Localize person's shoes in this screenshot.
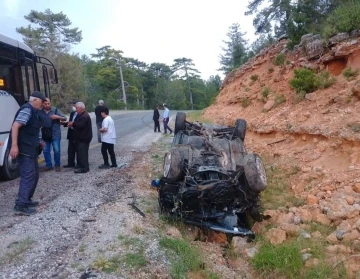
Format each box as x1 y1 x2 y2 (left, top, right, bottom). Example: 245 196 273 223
75 165 81 169
55 166 61 172
14 205 36 215
28 200 39 207
40 167 53 172
99 164 110 169
63 165 75 168
74 169 88 174
110 165 117 168
163 132 167 134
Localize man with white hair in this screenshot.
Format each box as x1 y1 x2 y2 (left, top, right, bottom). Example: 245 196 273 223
9 91 47 215
67 102 93 173
95 100 105 143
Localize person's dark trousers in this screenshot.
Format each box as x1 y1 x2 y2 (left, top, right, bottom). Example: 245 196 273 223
67 140 78 166
96 122 102 143
154 120 160 132
101 142 116 166
163 118 173 134
15 155 39 206
77 142 90 172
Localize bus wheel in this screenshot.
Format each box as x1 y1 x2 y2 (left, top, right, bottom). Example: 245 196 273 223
1 148 19 180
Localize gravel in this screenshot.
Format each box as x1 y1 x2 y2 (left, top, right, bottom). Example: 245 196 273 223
0 124 164 279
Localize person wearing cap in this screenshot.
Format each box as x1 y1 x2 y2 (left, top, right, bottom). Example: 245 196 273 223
62 101 79 168
153 105 161 133
9 91 47 215
95 100 106 143
162 103 173 134
38 98 67 172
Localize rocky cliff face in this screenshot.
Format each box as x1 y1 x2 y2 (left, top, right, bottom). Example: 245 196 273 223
203 31 360 277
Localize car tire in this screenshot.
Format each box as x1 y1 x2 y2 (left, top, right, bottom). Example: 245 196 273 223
1 148 20 180
243 154 267 193
163 148 183 182
175 112 186 134
234 119 246 142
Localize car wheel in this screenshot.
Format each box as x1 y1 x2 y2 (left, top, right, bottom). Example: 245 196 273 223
175 112 186 134
234 119 246 142
163 148 183 182
243 154 267 193
1 148 20 180
172 132 182 147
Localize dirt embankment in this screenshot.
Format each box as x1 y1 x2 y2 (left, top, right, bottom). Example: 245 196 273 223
203 33 360 277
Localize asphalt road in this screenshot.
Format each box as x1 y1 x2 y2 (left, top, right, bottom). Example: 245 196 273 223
47 110 160 165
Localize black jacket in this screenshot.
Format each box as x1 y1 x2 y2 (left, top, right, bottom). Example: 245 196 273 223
9 103 40 157
95 105 106 123
72 111 93 143
153 108 160 121
65 111 78 140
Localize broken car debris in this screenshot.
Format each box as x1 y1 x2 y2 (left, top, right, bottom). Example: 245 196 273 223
158 112 268 238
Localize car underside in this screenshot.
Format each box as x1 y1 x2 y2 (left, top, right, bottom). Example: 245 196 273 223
158 112 268 239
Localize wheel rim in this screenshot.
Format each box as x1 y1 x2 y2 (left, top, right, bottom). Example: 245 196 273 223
163 152 172 177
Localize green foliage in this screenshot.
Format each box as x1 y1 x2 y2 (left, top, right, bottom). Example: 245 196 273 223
0 238 34 265
123 252 147 267
274 94 286 107
268 67 274 74
250 74 259 81
261 87 270 98
273 53 286 66
241 97 251 108
290 68 319 94
323 0 360 38
342 67 359 80
92 256 119 273
159 237 203 279
317 71 336 88
252 240 303 278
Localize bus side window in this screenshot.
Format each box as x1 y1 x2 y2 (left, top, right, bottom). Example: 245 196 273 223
21 63 35 100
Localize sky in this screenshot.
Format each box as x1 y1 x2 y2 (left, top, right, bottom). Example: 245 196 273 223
0 0 257 79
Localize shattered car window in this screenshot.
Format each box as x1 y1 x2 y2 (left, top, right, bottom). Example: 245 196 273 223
158 112 268 239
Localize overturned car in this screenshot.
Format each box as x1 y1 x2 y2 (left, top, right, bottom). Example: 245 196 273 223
158 112 268 238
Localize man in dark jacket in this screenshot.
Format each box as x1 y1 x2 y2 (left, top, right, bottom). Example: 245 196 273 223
62 101 79 168
153 105 161 132
94 100 105 143
68 102 93 173
9 91 47 215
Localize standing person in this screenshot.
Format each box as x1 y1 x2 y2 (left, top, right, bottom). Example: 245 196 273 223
38 98 67 172
9 91 47 215
162 103 173 134
62 101 79 168
68 102 92 174
95 100 105 143
153 105 161 132
98 107 117 169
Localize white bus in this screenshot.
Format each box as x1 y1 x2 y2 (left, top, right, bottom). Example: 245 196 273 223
0 33 58 180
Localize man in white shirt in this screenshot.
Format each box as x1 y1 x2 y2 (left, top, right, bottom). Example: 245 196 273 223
162 103 173 134
98 107 117 168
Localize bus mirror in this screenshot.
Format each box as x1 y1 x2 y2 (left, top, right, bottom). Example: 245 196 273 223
49 68 58 84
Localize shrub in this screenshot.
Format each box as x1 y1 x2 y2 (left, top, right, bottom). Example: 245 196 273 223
273 53 286 66
317 71 336 88
323 0 360 39
250 74 259 81
268 67 274 73
241 97 251 108
274 94 286 107
262 87 270 98
342 67 359 80
290 68 318 94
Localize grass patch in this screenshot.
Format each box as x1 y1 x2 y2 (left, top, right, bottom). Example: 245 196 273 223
123 251 147 267
92 256 121 273
132 225 145 235
317 71 336 88
342 67 359 80
159 237 204 279
0 237 34 265
273 53 286 66
241 97 251 108
261 164 304 209
252 240 302 278
268 67 274 74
